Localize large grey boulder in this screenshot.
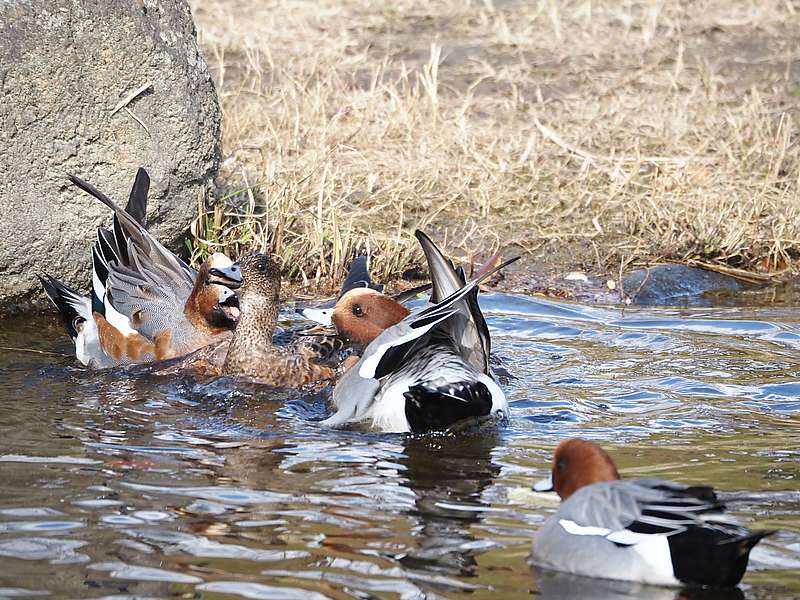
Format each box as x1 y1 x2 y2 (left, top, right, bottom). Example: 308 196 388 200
0 0 220 314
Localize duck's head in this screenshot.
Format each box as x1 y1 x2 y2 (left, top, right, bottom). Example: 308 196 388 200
236 252 281 312
189 253 242 331
533 438 620 500
331 288 410 345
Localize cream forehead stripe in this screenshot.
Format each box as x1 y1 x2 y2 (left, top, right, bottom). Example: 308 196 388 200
208 253 234 268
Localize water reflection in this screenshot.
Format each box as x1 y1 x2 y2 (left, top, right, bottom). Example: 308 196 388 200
399 432 501 579
532 569 746 600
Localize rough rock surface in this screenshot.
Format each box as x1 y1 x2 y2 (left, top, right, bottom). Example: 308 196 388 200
0 0 220 314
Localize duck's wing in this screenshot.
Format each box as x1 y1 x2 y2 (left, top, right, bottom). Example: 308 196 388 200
124 167 149 229
414 230 465 303
104 243 201 341
559 479 732 541
71 173 196 340
361 252 518 380
414 230 518 373
70 173 195 286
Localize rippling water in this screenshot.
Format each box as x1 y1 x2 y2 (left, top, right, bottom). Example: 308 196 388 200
1 293 799 599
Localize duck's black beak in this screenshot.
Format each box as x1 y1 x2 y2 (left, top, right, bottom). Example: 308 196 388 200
208 264 243 289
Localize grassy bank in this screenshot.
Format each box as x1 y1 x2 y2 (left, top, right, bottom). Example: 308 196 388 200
189 0 800 292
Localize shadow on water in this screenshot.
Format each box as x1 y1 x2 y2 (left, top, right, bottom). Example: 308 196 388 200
1 294 800 598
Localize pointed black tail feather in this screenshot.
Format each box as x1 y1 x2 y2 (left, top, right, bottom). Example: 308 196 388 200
37 273 86 340
125 167 149 227
404 380 493 433
70 171 153 269
68 173 122 212
392 282 433 304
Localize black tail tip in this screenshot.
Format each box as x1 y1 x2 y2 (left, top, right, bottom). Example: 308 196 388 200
134 166 150 183
729 529 777 551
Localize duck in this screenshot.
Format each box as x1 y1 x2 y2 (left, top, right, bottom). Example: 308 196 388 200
38 168 150 367
530 438 774 588
322 230 517 433
39 168 242 367
162 252 336 387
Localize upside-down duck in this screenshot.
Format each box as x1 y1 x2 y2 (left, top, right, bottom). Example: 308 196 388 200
322 230 517 433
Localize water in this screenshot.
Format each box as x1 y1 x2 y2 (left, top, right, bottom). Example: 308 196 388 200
1 293 799 599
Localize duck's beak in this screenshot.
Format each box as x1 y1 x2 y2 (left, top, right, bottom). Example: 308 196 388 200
208 264 243 289
297 307 333 327
217 286 241 322
532 475 554 492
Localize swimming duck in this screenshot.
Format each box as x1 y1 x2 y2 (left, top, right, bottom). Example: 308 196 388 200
530 438 773 588
166 252 336 386
322 230 516 433
40 169 242 367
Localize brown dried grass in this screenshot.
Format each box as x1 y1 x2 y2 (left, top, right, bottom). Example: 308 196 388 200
188 0 800 290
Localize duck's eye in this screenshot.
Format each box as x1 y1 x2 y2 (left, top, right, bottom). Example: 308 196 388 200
351 304 364 317
556 458 568 472
257 261 268 272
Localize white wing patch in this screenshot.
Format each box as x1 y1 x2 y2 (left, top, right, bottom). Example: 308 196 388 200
605 529 660 545
558 519 678 585
359 309 456 379
558 519 611 537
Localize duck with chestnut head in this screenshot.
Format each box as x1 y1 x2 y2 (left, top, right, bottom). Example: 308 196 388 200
321 230 517 433
172 252 335 387
530 438 774 588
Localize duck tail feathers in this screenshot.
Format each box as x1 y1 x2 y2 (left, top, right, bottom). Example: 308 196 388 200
37 273 90 340
392 282 432 304
404 380 493 433
720 529 776 549
669 525 774 587
339 255 383 297
68 173 122 213
414 230 464 302
124 167 149 227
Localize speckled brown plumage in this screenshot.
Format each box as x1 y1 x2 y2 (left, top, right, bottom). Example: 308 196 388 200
222 253 335 384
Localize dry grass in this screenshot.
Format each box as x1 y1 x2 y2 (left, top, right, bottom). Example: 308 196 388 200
188 0 800 290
